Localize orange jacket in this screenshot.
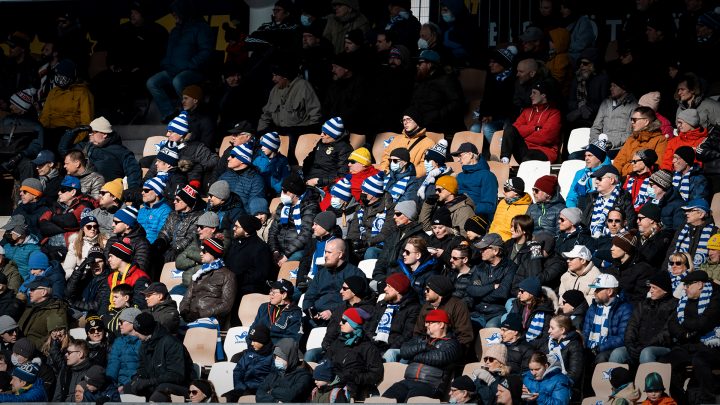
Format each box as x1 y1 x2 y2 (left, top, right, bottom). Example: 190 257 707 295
613 123 667 177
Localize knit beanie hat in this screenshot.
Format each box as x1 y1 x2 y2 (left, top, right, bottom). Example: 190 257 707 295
167 111 189 136
431 206 453 227
118 307 142 324
282 173 306 196
102 179 124 200
394 200 417 220
208 180 231 201
28 251 49 270
638 92 661 111
88 245 105 260
498 375 524 404
182 84 203 101
635 148 658 168
61 175 82 191
562 289 586 308
344 275 369 299
436 175 458 195
156 146 180 166
133 312 156 336
698 6 720 30
114 206 138 227
533 175 558 195
237 215 262 233
89 116 112 134
425 139 448 165
202 237 224 258
20 178 44 197
585 139 607 162
322 117 345 139
612 229 638 254
249 324 272 345
313 359 335 382
649 169 673 190
177 184 199 207
644 372 666 392
249 197 270 215
610 367 633 389
331 176 353 202
109 240 133 263
451 375 477 392
361 172 384 197
80 214 98 228
342 307 370 328
638 202 661 223
260 132 281 153
10 88 36 113
677 109 700 128
12 338 34 358
504 177 525 194
425 309 450 324
349 147 372 166
647 270 672 294
492 46 518 69
426 274 454 296
464 215 489 236
386 272 411 295
559 207 583 225
390 147 410 163
674 146 695 165
518 276 541 296
484 344 508 364
12 362 39 384
500 313 523 332
143 176 166 197
314 211 337 232
84 365 107 388
709 233 720 250
85 315 105 332
230 142 254 165
197 211 220 228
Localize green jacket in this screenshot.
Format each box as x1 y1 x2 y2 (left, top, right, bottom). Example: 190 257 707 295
18 298 68 348
1 260 22 292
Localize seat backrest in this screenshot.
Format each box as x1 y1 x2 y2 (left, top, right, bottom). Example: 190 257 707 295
426 132 445 143
462 362 483 376
558 160 586 200
208 361 237 396
407 396 440 403
219 136 233 156
170 394 186 403
183 328 218 367
237 395 257 403
446 161 463 176
364 396 398 403
170 294 183 307
306 327 327 351
634 362 671 401
580 396 605 405
567 127 591 154
121 394 147 402
378 362 408 395
372 132 400 164
224 326 249 360
487 161 510 197
451 131 484 156
159 262 182 292
479 328 503 354
591 362 629 398
350 133 366 149
488 130 504 162
269 197 281 215
69 327 87 340
143 136 166 157
295 134 322 165
358 259 377 279
712 193 720 226
238 293 270 326
277 260 300 285
516 160 552 196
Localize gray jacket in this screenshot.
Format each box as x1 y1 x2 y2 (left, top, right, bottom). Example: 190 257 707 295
589 94 638 149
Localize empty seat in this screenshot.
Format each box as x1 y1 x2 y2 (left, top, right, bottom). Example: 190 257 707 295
143 136 166 157
487 161 510 197
364 396 398 403
580 396 605 405
121 394 147 402
306 327 327 351
219 136 233 156
516 160 552 196
269 197 281 215
558 160 586 200
277 260 299 285
159 262 182 292
208 361 237 396
377 362 408 395
69 327 87 340
237 395 257 403
358 259 377 279
479 328 502 354
224 326 250 359
183 328 218 367
407 396 440 403
238 293 269 326
462 361 483 376
451 131 484 155
426 132 444 143
567 127 591 154
295 134 322 165
372 132 400 164
350 133 366 149
591 362 629 398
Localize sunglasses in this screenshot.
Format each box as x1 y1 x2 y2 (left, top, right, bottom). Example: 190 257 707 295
112 220 122 225
402 249 417 255
197 225 209 230
141 188 152 193
630 117 647 123
389 158 401 163
59 187 75 193
607 219 622 224
435 187 445 193
394 212 403 217
348 160 357 165
670 261 686 266
84 224 98 230
189 390 200 396
2 328 18 335
629 159 643 164
450 256 465 261
88 328 102 334
341 286 350 291
483 356 497 362
340 319 348 325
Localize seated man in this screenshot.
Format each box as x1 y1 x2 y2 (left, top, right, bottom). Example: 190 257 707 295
106 307 142 386
565 140 610 208
371 201 426 283
419 175 475 237
90 179 124 236
52 339 92 401
153 185 203 263
226 215 274 314
297 211 340 288
106 240 151 310
218 143 265 215
104 284 135 336
249 279 302 344
268 173 321 263
671 146 710 202
137 176 172 244
582 274 632 363
499 313 533 375
414 275 474 348
0 362 47 402
256 338 313 403
63 150 104 200
302 117 353 188
526 175 565 235
106 206 150 272
143 282 180 335
179 85 217 148
382 148 421 208
579 165 636 238
347 172 395 259
12 179 51 238
588 75 638 154
452 142 498 217
206 180 243 235
175 212 221 294
17 277 67 348
380 112 436 177
140 146 187 203
507 277 554 347
669 198 718 267
0 221 41 281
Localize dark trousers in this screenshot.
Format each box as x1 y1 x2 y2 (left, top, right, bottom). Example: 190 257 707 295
149 383 188 402
383 380 439 401
667 344 720 405
500 125 549 163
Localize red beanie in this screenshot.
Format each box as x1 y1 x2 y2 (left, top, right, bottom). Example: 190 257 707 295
386 273 411 295
533 175 558 195
425 309 450 324
342 307 369 326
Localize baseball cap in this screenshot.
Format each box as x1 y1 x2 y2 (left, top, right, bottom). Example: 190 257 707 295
474 233 503 249
588 274 620 289
450 142 479 156
562 245 592 261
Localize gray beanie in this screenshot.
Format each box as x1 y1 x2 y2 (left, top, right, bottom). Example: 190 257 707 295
560 207 583 225
677 109 700 128
208 180 231 201
197 211 220 228
394 200 417 220
314 211 337 232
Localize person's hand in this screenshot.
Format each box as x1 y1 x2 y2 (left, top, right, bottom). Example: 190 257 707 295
494 284 499 289
317 310 332 320
277 255 288 266
305 178 319 186
472 367 495 384
481 116 492 123
118 385 124 394
429 248 443 258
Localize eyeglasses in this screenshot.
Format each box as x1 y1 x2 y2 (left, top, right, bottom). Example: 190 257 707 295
65 350 81 356
670 261 685 266
189 390 200 396
629 159 642 164
394 212 403 217
483 356 497 362
99 191 109 196
402 249 417 255
88 328 102 334
84 224 98 230
607 219 622 224
630 117 647 123
518 289 526 294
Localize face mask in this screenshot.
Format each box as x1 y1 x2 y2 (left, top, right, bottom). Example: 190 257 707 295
280 193 293 206
505 196 520 205
300 15 312 26
10 353 21 366
53 73 72 89
449 398 459 404
360 195 371 206
417 38 429 50
390 162 401 172
424 160 434 174
442 12 455 23
330 197 344 209
340 331 354 341
274 358 286 370
398 10 410 19
646 186 656 199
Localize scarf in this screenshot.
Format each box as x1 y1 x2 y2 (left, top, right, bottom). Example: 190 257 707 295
341 317 363 346
357 207 385 241
310 237 335 279
186 317 224 361
384 172 410 203
418 166 452 199
587 304 611 349
624 174 652 210
279 193 304 234
590 187 620 237
668 269 688 292
525 311 546 342
548 337 571 376
674 222 714 266
672 170 691 201
576 76 588 106
192 259 224 281
374 303 399 344
676 281 720 346
496 69 512 82
385 10 410 30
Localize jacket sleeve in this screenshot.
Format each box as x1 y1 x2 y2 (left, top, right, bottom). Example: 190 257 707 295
65 258 90 298
133 240 151 274
282 204 319 257
233 354 250 391
189 24 213 70
106 340 122 383
598 303 632 353
419 201 435 232
589 101 608 141
121 150 143 189
150 340 186 385
269 371 313 403
198 272 236 319
132 275 150 309
179 282 193 317
412 339 461 367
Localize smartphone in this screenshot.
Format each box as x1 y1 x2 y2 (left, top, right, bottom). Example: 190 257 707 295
521 393 537 399
308 307 318 319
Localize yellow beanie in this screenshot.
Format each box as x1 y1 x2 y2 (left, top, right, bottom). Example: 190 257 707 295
349 147 372 166
102 178 124 200
708 234 720 251
436 175 458 195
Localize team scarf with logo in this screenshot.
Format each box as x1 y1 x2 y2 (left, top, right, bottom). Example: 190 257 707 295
280 193 305 234
624 174 652 210
590 186 620 237
674 222 714 266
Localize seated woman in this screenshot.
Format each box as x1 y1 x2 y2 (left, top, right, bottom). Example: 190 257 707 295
543 315 583 386
522 351 572 405
62 215 108 278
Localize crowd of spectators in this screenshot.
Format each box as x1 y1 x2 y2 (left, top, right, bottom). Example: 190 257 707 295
1 0 720 403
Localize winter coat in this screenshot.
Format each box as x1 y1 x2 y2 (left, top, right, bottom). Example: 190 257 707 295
668 283 720 345
38 83 93 129
105 226 151 272
225 234 275 297
62 232 105 278
346 198 395 246
0 259 21 292
673 165 711 202
250 302 303 344
613 123 667 177
395 256 441 303
18 261 65 299
366 293 421 350
489 194 533 240
380 129 436 177
546 28 572 94
303 137 353 187
372 221 427 281
400 333 462 390
147 298 180 335
0 288 23 320
565 159 612 208
579 188 637 234
233 345 273 393
512 251 566 296
38 196 97 242
637 228 674 268
450 268 475 309
544 330 584 385
180 266 236 322
509 295 556 348
218 167 265 215
640 395 677 405
479 67 515 120
322 296 377 351
258 77 322 131
589 94 639 149
696 127 720 176
65 264 110 315
467 258 517 320
522 362 573 405
303 261 364 312
582 294 633 353
81 383 120 403
11 201 50 239
506 338 535 375
456 158 498 217
269 188 321 257
420 195 475 237
1 235 41 280
65 131 142 189
137 199 172 244
106 265 151 310
106 334 142 385
134 324 191 389
74 169 104 200
0 378 48 402
624 293 677 361
186 105 217 148
381 164 421 212
559 262 601 306
208 193 244 233
18 298 68 348
527 192 566 235
512 103 562 162
661 127 708 170
323 10 371 54
567 72 609 125
156 209 202 261
146 141 217 187
409 69 466 136
326 336 384 400
253 152 290 195
610 257 656 303
53 359 92 401
161 7 212 76
89 205 118 237
176 236 202 285
256 339 313 403
666 217 718 267
652 189 686 231
676 96 720 130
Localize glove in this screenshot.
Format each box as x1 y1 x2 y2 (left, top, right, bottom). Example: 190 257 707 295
472 367 496 385
131 378 152 392
528 241 543 259
424 193 439 206
0 154 22 172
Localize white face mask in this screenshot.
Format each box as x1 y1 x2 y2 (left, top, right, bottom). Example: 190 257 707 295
300 15 312 26
330 197 344 209
424 160 435 174
390 162 401 172
274 358 286 370
417 38 429 50
10 353 21 366
646 185 656 199
280 193 293 206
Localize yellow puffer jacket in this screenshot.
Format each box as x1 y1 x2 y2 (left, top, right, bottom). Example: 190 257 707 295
489 193 533 240
39 83 94 129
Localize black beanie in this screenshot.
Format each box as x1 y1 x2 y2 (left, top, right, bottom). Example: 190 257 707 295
344 276 370 299
249 324 272 345
426 275 454 296
282 173 306 196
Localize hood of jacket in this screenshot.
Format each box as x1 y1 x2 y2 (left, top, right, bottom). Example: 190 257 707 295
548 28 570 53
274 337 300 371
631 121 663 142
509 193 533 206
678 126 708 142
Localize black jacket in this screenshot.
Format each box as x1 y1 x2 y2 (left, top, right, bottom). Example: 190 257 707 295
302 137 353 188
401 333 462 390
466 257 517 319
269 187 321 257
544 330 584 385
511 249 566 296
0 289 23 320
637 228 674 268
65 262 111 315
365 292 421 350
579 188 637 232
609 256 657 304
225 234 275 297
668 283 720 345
322 296 377 351
509 295 556 349
625 293 677 361
298 226 342 285
372 221 427 282
654 189 686 232
697 127 720 176
555 226 595 256
187 105 218 148
256 339 313 403
505 338 534 375
325 337 384 400
408 68 466 135
132 324 192 391
106 226 151 273
346 198 396 246
69 131 143 189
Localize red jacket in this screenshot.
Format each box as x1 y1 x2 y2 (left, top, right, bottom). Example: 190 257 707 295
319 166 379 210
107 265 151 309
661 127 708 170
513 103 562 162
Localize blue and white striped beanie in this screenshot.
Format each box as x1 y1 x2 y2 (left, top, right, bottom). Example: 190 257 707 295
331 176 353 202
167 110 189 136
114 205 139 227
144 176 167 197
260 132 281 153
230 142 254 164
322 117 345 139
361 172 385 198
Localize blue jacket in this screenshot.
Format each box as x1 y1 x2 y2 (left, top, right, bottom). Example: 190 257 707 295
522 364 572 405
18 260 65 298
219 167 266 216
655 187 685 231
106 334 142 385
208 193 244 232
162 0 213 76
582 293 633 353
253 152 290 195
565 158 612 208
0 378 48 402
302 262 364 312
82 384 121 403
673 165 711 202
12 201 50 240
233 346 274 393
137 199 172 243
1 235 41 280
396 256 440 304
456 158 498 216
250 303 303 343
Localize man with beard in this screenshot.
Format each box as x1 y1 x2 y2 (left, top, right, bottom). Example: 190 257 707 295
566 48 609 129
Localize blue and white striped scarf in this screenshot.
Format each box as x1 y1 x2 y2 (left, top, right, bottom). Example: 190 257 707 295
279 193 305 234
384 174 410 203
192 259 225 282
548 338 571 376
668 269 688 292
418 166 452 199
677 281 713 324
373 303 399 344
356 209 385 240
496 69 513 82
310 237 335 278
186 317 224 361
672 170 692 201
674 222 714 266
625 175 652 210
525 312 546 342
587 304 611 349
590 187 620 237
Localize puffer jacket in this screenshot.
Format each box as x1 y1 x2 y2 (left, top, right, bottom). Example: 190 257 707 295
208 192 244 233
546 28 571 94
322 296 376 351
218 167 265 215
64 131 142 189
148 298 180 335
506 338 534 375
382 164 421 211
18 298 68 349
233 344 273 393
489 193 532 240
106 334 142 385
18 261 65 299
512 103 562 162
12 200 50 239
65 264 110 315
137 199 172 244
610 256 656 303
250 302 303 344
346 198 395 246
661 126 708 170
450 268 475 309
395 256 440 303
39 83 93 129
175 236 203 286
0 259 21 292
558 262 601 305
400 333 462 390
0 235 41 280
613 122 667 177
522 361 573 405
147 141 217 187
89 205 118 237
323 9 371 54
544 330 584 385
582 293 633 353
676 95 720 130
156 209 203 261
302 261 364 312
457 157 498 216
326 336 384 400
624 293 677 361
38 195 97 242
0 377 48 402
365 292 421 350
466 257 517 319
225 234 275 297
512 250 566 296
256 338 313 403
253 152 290 195
652 190 685 231
420 194 476 237
589 94 638 149
303 136 353 187
372 221 427 282
105 225 151 272
696 126 720 176
269 187 321 257
257 77 322 131
180 266 236 322
134 324 191 388
380 129 436 177
527 192 566 235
